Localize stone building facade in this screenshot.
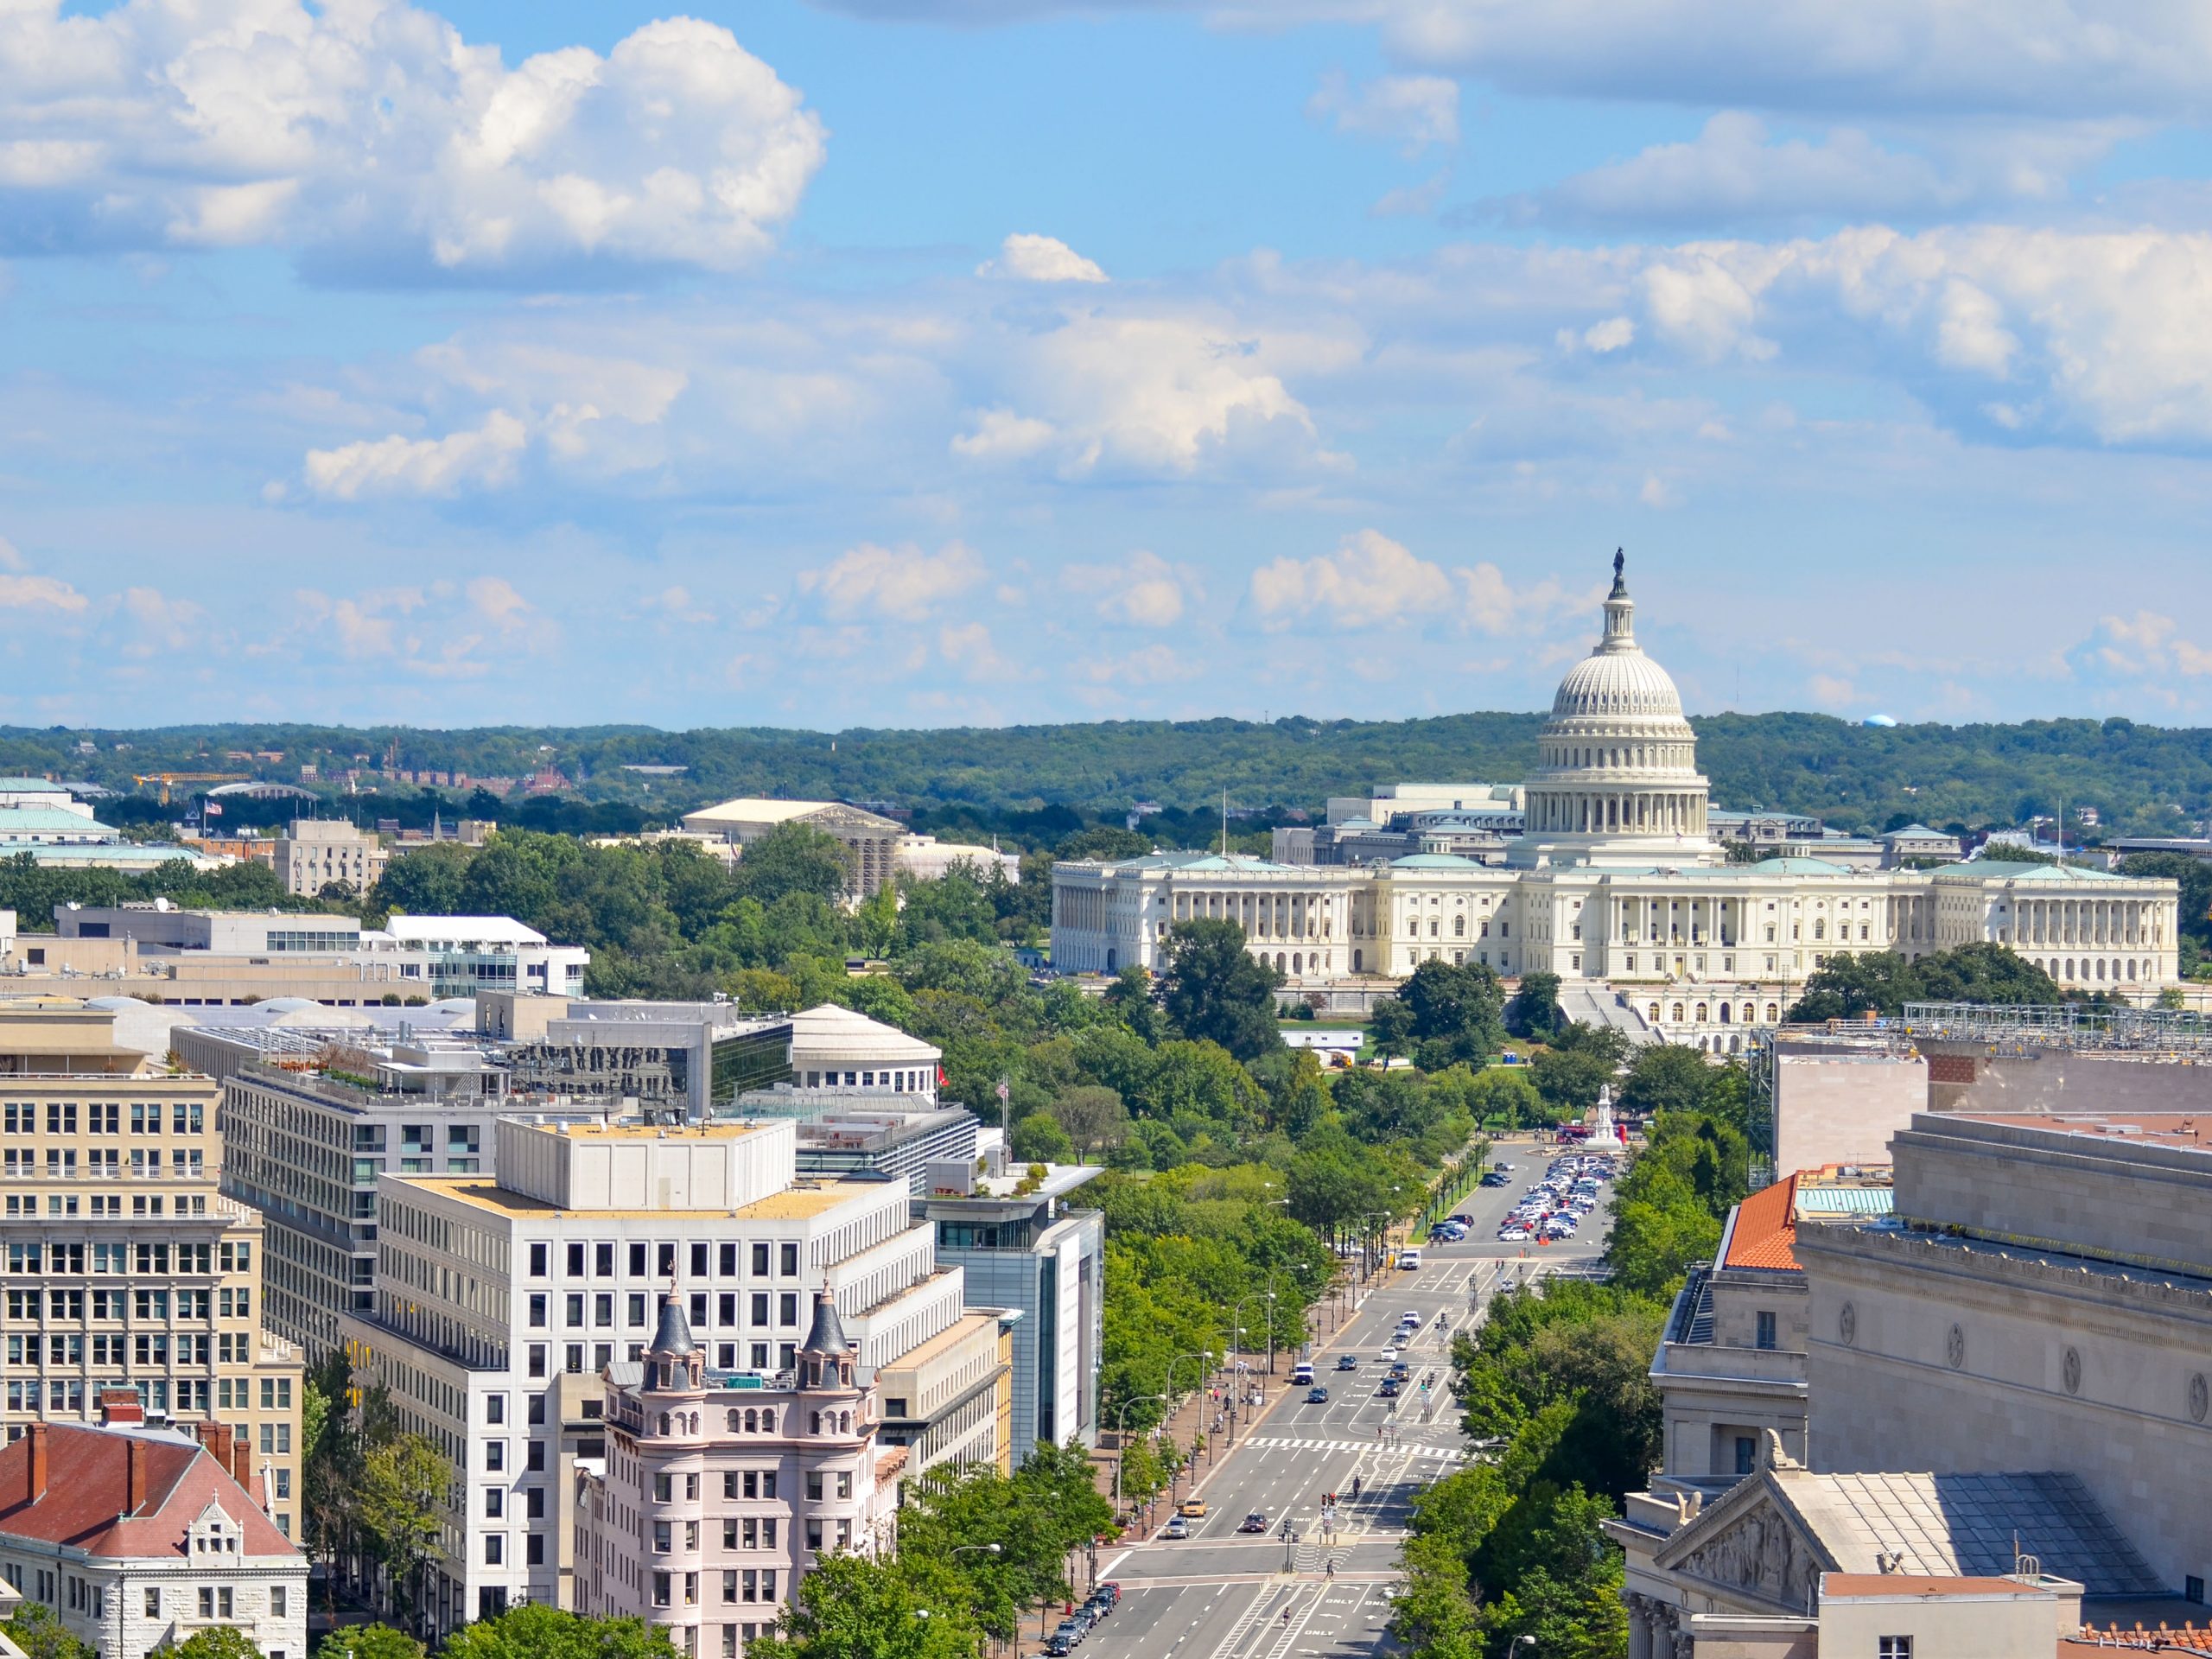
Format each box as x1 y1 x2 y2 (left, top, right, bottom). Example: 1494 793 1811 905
1052 559 2183 1032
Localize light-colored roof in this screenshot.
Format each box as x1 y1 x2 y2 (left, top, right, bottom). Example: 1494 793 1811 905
0 779 69 794
1940 861 2127 882
685 798 842 825
1749 856 1856 874
0 807 115 832
563 1121 773 1142
384 914 550 944
413 1175 878 1223
1548 572 1688 724
1821 1574 2058 1599
1783 1471 2160 1594
1389 853 1481 869
1884 824 1950 840
788 1004 940 1064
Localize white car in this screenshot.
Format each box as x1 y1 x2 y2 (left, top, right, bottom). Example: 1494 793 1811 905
1498 1226 1531 1242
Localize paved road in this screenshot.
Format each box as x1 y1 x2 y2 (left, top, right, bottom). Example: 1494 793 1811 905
1071 1140 1616 1659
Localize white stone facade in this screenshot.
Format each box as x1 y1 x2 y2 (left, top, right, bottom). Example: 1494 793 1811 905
1052 559 2183 1027
339 1117 972 1636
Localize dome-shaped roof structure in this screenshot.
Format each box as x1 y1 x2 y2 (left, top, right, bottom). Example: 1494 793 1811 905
1510 550 1719 869
1549 645 1686 721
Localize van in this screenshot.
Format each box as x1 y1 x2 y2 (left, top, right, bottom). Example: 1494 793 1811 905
1291 1361 1315 1386
1397 1248 1422 1270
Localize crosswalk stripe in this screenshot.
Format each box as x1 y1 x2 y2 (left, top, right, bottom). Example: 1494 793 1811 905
1242 1435 1468 1460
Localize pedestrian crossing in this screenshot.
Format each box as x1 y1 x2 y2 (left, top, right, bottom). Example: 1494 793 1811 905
1241 1434 1471 1462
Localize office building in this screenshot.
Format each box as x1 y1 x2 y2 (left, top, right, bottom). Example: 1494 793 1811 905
272 820 387 898
922 1156 1102 1465
786 1005 940 1103
0 1415 306 1659
337 1115 980 1632
0 1002 302 1537
480 996 794 1120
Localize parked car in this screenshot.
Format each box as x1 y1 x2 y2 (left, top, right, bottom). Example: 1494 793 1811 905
1094 1582 1122 1608
1047 1633 1076 1656
1239 1510 1269 1534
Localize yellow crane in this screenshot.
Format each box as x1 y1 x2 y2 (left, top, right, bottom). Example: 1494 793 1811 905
132 772 248 806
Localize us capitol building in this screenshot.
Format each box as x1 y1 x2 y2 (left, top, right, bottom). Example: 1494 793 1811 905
1051 556 2182 1050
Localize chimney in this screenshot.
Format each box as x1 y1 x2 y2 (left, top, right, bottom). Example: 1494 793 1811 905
125 1438 148 1515
26 1424 48 1505
193 1420 232 1470
232 1440 254 1491
99 1388 143 1427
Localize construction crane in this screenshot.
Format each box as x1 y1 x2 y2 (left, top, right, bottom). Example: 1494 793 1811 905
132 772 248 806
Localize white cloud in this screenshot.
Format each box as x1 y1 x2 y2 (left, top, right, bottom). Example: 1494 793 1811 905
1250 529 1455 630
467 576 533 631
951 408 1058 461
0 573 87 613
978 233 1109 283
800 541 987 621
1808 673 1859 708
1307 72 1459 156
302 411 529 499
1638 473 1681 508
2071 611 2212 681
1457 563 1595 634
938 620 1021 680
1084 642 1199 684
119 587 207 652
1063 551 1192 627
971 310 1351 478
0 3 824 279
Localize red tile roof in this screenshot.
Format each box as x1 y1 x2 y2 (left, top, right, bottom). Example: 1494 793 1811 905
2065 1625 2212 1653
0 1423 297 1562
1722 1173 1800 1271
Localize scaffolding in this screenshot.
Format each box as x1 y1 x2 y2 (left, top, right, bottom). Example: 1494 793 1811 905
1901 1001 2212 1054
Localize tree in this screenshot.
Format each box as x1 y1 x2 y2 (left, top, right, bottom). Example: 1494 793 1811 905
1369 996 1416 1065
1009 1110 1075 1163
168 1631 265 1659
1058 826 1154 862
2 1605 95 1659
316 1627 425 1659
1156 919 1282 1062
1503 969 1566 1040
1050 1086 1128 1160
1398 959 1506 1070
440 1605 680 1659
1529 1045 1613 1116
1787 942 2058 1021
734 823 855 906
747 1550 975 1659
358 1433 448 1634
1618 1044 1716 1117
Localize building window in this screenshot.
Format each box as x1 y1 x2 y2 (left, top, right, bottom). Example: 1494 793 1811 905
2187 1576 2205 1605
1756 1312 1777 1351
1735 1436 1756 1476
1878 1641 1912 1659
271 1587 287 1618
144 1589 160 1618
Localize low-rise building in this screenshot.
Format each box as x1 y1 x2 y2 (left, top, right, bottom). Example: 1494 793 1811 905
0 1416 306 1659
786 1006 940 1104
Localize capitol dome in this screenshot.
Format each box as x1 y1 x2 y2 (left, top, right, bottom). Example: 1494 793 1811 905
1509 551 1717 868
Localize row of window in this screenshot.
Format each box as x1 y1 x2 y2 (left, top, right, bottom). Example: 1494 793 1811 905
532 1240 802 1281
0 1149 205 1178
533 1292 801 1332
3 1286 251 1321
6 1241 233 1275
527 1341 798 1380
0 1103 205 1135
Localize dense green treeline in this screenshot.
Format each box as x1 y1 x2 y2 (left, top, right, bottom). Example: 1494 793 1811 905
22 710 2212 839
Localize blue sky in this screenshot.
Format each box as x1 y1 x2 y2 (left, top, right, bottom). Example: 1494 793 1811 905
10 2 2212 731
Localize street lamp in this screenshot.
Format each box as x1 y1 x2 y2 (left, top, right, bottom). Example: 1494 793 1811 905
1166 1350 1215 1465
951 1544 1003 1559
